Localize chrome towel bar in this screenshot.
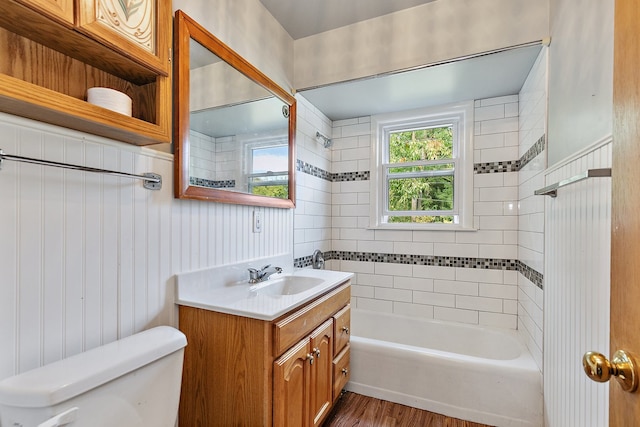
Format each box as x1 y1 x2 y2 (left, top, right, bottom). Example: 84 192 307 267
535 168 611 198
0 149 162 190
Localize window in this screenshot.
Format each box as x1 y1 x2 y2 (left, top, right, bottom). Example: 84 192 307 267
370 102 474 230
242 135 289 199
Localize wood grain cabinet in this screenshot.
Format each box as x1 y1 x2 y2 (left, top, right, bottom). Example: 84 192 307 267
0 0 171 145
274 319 333 427
178 281 351 427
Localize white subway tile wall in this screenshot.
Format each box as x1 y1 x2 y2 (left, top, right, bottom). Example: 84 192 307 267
0 113 293 379
293 95 333 261
517 47 548 370
322 95 522 329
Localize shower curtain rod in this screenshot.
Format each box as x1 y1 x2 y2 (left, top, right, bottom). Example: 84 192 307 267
0 149 162 190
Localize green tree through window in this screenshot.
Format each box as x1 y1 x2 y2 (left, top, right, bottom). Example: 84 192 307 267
387 126 454 223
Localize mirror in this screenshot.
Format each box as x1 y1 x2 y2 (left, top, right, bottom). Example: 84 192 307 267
174 10 296 208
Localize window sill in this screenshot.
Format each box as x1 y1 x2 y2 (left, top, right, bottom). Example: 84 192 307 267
367 223 477 232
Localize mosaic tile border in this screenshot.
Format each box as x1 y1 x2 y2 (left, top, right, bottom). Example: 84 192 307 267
519 134 546 170
474 160 519 174
518 260 544 290
294 251 544 290
474 134 546 174
296 159 370 182
189 177 236 189
298 134 545 179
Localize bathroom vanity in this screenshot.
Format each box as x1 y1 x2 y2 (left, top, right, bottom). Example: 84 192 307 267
175 262 352 427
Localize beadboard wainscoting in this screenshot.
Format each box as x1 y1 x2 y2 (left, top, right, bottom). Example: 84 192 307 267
0 113 293 380
543 138 612 427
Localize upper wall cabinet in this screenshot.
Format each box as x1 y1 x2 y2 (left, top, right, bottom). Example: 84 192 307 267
76 0 169 75
0 0 172 145
18 0 74 24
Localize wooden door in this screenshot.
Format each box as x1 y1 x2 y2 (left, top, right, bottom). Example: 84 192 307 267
274 338 311 427
309 319 334 427
14 0 74 25
611 0 640 424
75 0 169 74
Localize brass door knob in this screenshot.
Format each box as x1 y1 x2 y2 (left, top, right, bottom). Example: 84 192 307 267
583 350 638 392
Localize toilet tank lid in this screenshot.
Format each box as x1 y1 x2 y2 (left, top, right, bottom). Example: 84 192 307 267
0 326 187 408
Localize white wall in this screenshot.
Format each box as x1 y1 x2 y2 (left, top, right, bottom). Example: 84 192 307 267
517 48 548 371
302 96 522 327
294 0 549 89
293 95 334 263
543 0 614 425
173 0 294 92
547 0 614 166
543 139 611 427
0 114 293 379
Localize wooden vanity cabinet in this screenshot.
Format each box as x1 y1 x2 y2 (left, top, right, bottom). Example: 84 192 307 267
178 281 351 427
0 0 172 145
274 318 333 427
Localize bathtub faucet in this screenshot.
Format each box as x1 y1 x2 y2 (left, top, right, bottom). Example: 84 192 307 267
247 264 282 284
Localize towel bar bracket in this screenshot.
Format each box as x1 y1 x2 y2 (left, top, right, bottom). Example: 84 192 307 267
534 168 611 198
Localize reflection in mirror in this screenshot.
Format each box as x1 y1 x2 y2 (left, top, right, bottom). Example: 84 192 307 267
174 11 296 208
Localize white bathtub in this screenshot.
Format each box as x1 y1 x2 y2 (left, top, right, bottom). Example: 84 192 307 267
346 309 542 427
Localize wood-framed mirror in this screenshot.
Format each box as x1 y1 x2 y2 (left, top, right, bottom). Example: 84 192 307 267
173 10 296 208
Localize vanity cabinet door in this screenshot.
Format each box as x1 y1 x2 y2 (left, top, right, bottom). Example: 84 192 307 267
14 0 74 25
333 304 350 355
333 345 351 402
274 338 312 427
75 0 169 74
309 319 334 427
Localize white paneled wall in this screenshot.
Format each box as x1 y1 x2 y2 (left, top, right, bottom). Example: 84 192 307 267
329 97 521 328
543 139 611 427
293 95 333 261
518 47 548 371
0 113 293 380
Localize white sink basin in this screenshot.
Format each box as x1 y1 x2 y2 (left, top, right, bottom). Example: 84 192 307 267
253 276 325 296
175 258 354 320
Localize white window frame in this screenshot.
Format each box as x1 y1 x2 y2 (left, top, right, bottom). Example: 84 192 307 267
241 132 288 194
369 101 475 230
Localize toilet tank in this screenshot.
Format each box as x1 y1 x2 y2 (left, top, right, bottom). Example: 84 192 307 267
0 326 187 427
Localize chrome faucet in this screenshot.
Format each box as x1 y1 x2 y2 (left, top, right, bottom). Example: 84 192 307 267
247 264 282 284
312 249 325 270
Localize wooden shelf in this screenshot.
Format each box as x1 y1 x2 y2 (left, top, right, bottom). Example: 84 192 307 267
0 0 171 146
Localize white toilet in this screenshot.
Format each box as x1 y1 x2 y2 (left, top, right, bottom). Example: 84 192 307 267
0 326 187 427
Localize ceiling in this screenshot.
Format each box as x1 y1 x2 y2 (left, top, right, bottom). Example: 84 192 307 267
256 1 542 121
259 0 437 40
299 44 542 121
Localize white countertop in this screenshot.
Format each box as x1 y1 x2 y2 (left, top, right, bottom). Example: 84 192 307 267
175 265 353 321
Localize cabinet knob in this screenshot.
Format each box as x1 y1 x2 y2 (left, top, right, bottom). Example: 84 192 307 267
341 368 349 376
313 347 321 359
306 353 314 365
342 326 349 335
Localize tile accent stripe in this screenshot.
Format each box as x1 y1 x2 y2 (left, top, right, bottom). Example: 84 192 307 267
294 251 543 289
296 159 369 182
190 177 236 188
474 134 546 174
519 134 546 170
474 160 519 174
295 134 547 289
299 135 545 179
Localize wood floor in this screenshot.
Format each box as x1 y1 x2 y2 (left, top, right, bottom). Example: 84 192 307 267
322 392 493 427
